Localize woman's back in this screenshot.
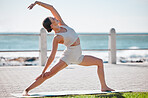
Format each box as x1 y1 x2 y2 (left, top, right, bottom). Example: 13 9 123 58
55 25 79 47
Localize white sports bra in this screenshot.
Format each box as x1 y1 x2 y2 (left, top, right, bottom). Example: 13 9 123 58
55 25 78 47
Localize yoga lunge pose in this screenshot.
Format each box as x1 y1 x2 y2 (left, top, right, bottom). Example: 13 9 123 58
23 1 114 96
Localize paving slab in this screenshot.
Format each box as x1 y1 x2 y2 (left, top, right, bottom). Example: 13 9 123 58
0 63 148 97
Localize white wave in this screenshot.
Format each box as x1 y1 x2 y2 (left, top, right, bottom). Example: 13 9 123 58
1 50 148 59
128 46 139 49
117 50 148 58
0 50 148 66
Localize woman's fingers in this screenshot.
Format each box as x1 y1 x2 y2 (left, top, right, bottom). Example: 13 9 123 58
29 4 34 10
42 73 46 78
27 5 32 9
35 73 45 80
27 4 34 10
41 73 44 78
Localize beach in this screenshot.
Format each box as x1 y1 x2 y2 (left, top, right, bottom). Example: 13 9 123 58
0 50 148 66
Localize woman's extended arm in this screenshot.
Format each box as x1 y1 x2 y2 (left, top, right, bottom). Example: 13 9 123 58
35 36 62 80
28 1 66 25
42 36 60 74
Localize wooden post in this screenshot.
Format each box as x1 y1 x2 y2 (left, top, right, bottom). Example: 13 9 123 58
39 28 47 66
109 28 116 64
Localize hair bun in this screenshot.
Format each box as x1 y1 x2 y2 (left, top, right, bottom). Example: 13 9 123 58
42 17 52 32
47 28 52 32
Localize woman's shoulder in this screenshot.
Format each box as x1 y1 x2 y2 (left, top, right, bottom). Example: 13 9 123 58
60 24 68 28
54 35 63 42
54 34 63 39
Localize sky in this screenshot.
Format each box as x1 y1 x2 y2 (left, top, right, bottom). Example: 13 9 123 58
0 0 148 33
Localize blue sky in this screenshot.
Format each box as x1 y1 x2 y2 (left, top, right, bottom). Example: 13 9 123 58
0 0 148 33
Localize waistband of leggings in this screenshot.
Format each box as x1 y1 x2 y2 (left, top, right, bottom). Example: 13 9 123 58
67 44 81 49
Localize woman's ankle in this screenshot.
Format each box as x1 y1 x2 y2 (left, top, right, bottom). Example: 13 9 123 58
101 84 108 88
24 88 29 92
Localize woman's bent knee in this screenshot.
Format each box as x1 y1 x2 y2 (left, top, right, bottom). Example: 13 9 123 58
97 58 103 67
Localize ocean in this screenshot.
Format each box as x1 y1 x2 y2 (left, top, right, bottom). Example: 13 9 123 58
0 32 148 50
0 32 148 66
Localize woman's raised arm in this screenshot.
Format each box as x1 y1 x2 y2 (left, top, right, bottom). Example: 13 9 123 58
28 1 66 25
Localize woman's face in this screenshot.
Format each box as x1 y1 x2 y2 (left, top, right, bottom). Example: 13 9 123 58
49 17 59 26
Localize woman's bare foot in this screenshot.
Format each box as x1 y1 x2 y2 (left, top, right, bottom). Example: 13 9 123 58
22 90 30 96
101 86 115 92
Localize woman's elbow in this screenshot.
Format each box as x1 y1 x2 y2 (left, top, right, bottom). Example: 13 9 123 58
48 5 54 10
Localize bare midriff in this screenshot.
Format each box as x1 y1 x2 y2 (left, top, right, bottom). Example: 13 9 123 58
58 36 80 46
70 38 80 46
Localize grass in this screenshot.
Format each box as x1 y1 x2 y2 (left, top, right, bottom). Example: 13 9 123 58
25 92 148 98
42 92 148 98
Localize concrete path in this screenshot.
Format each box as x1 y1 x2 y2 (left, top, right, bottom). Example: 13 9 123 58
0 63 148 98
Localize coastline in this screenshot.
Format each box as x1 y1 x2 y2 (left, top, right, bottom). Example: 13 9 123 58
0 50 148 66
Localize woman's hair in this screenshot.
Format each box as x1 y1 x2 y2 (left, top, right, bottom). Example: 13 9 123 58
42 17 52 32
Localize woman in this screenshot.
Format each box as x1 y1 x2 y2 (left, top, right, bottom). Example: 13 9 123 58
23 1 114 96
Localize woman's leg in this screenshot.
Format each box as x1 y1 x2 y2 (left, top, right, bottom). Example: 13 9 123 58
23 60 68 96
79 55 114 91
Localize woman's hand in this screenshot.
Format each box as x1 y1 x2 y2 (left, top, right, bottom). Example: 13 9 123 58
28 1 66 25
28 1 38 10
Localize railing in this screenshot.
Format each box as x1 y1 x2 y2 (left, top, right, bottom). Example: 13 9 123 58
0 28 148 66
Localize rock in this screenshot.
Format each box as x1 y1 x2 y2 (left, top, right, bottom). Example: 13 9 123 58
25 57 36 62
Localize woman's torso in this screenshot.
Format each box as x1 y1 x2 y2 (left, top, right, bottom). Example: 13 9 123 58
55 25 80 47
